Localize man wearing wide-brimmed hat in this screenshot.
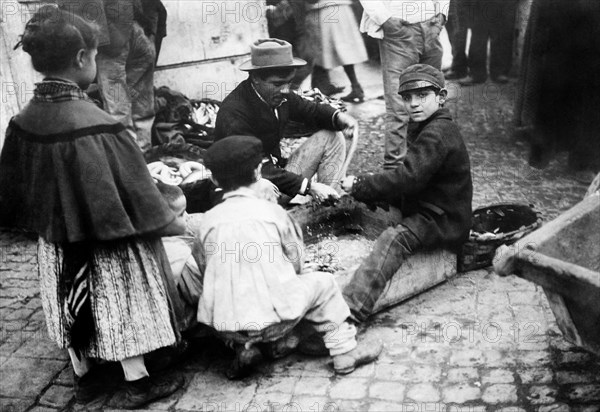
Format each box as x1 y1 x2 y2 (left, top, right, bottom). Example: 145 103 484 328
214 38 358 203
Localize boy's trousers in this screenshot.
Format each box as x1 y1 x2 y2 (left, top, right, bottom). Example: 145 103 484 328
342 224 422 322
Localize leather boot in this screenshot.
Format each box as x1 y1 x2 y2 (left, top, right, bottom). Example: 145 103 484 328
333 337 383 375
341 84 365 103
108 375 184 409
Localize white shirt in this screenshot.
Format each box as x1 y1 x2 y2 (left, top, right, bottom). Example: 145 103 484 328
359 0 450 38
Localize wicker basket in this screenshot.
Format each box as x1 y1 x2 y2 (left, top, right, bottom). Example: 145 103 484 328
457 203 542 272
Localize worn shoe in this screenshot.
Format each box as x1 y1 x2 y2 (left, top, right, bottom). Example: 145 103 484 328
316 84 345 96
226 345 264 380
491 74 509 84
457 75 486 86
108 375 184 409
444 70 467 80
341 86 365 103
333 337 383 375
145 339 191 374
262 333 300 359
74 370 106 404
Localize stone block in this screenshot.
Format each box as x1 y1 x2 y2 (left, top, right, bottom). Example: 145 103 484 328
449 349 485 367
368 381 406 402
0 356 65 398
334 249 457 315
0 398 35 412
12 337 68 360
329 378 368 400
482 384 518 404
518 368 554 384
39 385 74 409
405 383 440 402
290 396 333 412
175 370 257 411
292 376 330 396
251 393 293 412
527 385 557 405
482 369 515 384
257 375 299 395
446 367 479 383
563 384 600 403
441 384 481 403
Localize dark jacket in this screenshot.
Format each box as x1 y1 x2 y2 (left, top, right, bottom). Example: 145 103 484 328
214 79 339 196
352 108 473 248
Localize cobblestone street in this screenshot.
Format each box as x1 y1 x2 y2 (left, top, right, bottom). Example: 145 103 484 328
1 62 599 411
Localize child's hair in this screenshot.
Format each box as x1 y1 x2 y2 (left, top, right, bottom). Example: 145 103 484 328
156 181 185 208
18 5 99 73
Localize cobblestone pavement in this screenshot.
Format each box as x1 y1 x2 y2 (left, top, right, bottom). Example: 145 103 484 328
1 64 599 411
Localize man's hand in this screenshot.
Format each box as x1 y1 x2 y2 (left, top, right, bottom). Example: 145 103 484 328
335 112 358 140
309 182 340 203
430 13 446 26
340 175 357 193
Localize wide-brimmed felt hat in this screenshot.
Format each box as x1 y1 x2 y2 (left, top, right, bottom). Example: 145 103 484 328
239 38 306 71
398 64 445 94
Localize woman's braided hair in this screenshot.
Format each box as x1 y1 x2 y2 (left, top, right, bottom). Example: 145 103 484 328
17 4 99 73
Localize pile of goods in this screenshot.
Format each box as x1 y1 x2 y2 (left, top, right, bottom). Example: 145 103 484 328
147 160 211 186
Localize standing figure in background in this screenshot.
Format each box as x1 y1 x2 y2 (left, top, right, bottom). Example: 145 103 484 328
58 0 167 151
306 0 369 101
514 0 600 180
266 0 318 91
444 0 471 80
458 0 517 85
359 0 449 169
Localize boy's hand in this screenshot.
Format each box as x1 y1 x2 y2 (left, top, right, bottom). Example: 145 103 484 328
335 112 358 140
341 175 357 193
309 182 340 203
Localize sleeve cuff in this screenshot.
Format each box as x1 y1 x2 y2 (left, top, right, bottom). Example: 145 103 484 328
300 178 309 195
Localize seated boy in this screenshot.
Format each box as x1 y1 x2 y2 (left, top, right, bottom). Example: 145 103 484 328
196 135 382 377
341 64 473 322
156 182 204 330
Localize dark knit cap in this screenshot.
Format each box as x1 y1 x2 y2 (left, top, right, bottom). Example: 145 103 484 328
204 135 264 177
398 64 445 94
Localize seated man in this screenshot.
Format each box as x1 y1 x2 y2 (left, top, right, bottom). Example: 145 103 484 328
214 38 358 203
341 64 473 322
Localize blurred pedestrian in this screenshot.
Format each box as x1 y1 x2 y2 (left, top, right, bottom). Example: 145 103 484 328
358 0 449 169
306 0 369 101
57 0 167 151
514 0 600 181
458 0 517 85
266 0 318 90
444 0 471 79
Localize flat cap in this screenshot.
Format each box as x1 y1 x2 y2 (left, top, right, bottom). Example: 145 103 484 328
398 64 445 94
204 135 264 176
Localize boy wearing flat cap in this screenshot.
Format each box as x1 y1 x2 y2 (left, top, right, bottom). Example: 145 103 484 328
214 38 359 204
341 64 473 322
196 135 382 377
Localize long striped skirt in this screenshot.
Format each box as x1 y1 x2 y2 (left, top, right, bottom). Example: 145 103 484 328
38 237 178 361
